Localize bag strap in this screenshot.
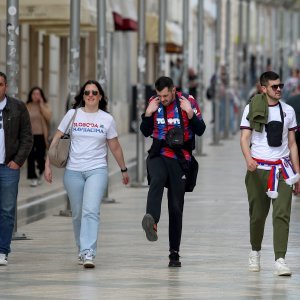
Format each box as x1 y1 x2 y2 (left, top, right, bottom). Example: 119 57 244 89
162 95 184 129
265 101 284 129
64 109 78 136
278 101 284 124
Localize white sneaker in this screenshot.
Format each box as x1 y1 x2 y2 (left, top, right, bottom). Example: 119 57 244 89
83 252 95 268
30 179 38 187
274 258 292 276
78 253 83 265
249 250 260 272
0 254 8 266
38 175 43 185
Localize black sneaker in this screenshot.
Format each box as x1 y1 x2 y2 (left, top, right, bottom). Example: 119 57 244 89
142 214 158 242
168 251 181 267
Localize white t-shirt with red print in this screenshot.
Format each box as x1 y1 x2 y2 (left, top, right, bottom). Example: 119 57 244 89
58 108 118 171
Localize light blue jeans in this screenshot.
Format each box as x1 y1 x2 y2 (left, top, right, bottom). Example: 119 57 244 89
63 167 108 257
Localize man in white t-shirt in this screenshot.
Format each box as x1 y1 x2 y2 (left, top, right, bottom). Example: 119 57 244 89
240 71 300 276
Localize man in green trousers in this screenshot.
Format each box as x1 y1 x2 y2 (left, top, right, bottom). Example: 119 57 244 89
240 71 300 276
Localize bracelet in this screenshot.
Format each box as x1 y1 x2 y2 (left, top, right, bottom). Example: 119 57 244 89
121 167 128 173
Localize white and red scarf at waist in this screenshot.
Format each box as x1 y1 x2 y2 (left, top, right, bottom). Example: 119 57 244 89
253 157 300 199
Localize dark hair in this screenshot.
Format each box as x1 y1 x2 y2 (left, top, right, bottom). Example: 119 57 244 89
0 72 7 84
155 76 174 92
26 86 48 103
260 71 280 87
73 80 108 112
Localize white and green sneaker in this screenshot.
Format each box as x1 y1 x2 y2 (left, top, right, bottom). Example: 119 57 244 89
249 250 260 272
274 258 292 276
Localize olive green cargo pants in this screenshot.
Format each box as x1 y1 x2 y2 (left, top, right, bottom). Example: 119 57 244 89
245 169 292 260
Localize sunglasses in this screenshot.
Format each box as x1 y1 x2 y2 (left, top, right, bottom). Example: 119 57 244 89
84 90 99 96
270 84 284 91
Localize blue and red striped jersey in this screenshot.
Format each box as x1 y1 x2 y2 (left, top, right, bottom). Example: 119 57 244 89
149 92 203 160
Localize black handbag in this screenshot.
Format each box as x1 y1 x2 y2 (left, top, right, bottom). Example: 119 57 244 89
185 155 199 192
165 127 184 148
265 102 284 147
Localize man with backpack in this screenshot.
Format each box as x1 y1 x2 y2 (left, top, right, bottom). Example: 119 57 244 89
140 76 206 267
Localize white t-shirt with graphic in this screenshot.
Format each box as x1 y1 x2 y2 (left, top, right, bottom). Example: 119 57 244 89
58 108 118 171
240 101 297 161
0 98 7 164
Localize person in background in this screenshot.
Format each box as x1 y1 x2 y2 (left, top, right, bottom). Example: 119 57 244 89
282 68 300 100
240 71 300 276
44 80 129 269
170 58 183 91
0 71 33 266
187 67 198 99
140 76 206 267
26 87 51 187
286 82 300 161
248 80 263 102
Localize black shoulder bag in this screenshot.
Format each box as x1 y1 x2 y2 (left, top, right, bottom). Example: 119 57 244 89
163 98 199 192
265 102 284 147
164 100 184 149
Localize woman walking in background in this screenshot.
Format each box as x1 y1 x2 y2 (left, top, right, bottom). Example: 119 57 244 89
26 87 51 187
44 80 129 268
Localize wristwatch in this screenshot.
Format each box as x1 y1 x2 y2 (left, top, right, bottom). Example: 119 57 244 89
121 167 128 173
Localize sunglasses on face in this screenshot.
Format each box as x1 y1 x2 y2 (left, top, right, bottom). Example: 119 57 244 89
270 83 284 91
84 90 99 96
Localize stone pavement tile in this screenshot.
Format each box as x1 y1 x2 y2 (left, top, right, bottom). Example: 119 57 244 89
1 134 300 299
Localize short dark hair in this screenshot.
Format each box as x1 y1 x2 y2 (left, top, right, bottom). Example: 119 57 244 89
0 72 7 84
73 79 108 112
260 71 280 87
155 76 174 92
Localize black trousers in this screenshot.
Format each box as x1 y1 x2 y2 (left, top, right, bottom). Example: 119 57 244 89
27 134 46 179
146 155 186 252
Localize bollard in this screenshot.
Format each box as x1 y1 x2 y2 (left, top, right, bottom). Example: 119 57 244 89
12 210 29 240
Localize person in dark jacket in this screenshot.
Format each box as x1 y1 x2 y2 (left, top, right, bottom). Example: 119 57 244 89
0 71 33 266
140 76 206 267
286 83 300 161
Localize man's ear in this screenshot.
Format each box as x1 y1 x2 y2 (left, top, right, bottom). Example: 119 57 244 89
260 85 267 94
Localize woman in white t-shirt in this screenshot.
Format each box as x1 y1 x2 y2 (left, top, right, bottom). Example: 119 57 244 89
44 80 129 268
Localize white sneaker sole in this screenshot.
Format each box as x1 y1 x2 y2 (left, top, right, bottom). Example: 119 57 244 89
274 270 292 276
249 266 260 272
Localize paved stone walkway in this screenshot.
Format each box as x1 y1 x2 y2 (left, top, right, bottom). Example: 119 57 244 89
1 132 300 299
